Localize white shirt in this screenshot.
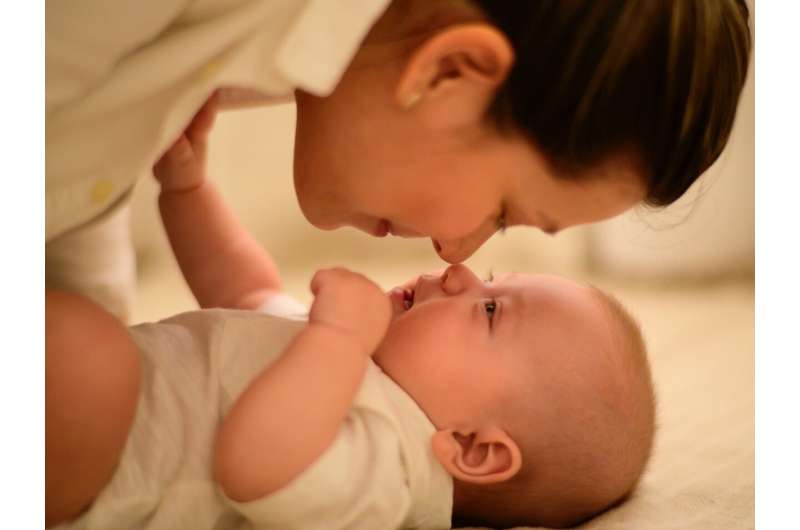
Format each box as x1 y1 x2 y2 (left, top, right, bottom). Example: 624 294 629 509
54 304 453 530
45 0 391 240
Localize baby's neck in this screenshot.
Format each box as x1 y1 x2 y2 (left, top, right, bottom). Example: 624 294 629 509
450 479 490 527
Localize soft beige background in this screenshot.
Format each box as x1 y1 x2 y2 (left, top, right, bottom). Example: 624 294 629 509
127 34 754 530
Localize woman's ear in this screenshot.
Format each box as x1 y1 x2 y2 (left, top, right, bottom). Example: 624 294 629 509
395 24 514 130
431 426 522 485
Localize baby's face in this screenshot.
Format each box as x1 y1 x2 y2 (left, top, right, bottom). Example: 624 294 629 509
373 265 615 429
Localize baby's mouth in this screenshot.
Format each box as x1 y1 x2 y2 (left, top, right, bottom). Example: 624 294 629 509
389 286 415 318
403 288 415 310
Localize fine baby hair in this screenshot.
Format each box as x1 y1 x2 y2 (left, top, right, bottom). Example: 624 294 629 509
449 282 655 528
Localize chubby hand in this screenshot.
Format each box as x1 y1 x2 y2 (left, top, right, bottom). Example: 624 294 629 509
308 268 392 355
153 91 219 192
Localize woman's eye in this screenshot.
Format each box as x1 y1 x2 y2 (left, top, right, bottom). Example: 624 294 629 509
495 207 507 234
484 299 497 325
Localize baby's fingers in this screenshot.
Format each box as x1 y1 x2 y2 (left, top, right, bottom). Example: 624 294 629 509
153 134 204 192
152 91 219 191
310 268 347 296
186 91 219 147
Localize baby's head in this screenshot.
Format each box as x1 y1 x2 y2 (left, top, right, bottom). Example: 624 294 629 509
373 264 655 527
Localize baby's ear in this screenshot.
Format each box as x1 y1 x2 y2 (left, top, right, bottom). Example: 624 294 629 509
431 426 521 485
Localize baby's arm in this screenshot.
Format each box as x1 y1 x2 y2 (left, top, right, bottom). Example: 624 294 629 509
214 268 392 502
153 93 281 310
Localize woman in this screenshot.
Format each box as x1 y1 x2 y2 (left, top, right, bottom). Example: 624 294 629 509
46 0 751 319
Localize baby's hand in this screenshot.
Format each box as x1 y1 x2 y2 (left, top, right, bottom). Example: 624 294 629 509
308 268 392 355
153 91 218 192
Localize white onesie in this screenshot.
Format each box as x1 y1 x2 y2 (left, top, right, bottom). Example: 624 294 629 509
53 301 453 530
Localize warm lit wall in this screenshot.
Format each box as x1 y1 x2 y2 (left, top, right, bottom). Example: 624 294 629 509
586 53 755 281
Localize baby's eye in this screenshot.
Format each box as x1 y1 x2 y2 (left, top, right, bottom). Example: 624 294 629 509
484 299 497 326
495 207 507 234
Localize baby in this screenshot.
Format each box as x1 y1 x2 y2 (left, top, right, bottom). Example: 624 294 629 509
46 101 656 529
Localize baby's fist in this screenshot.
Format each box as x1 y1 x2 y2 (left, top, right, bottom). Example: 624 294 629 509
153 91 218 192
309 268 391 355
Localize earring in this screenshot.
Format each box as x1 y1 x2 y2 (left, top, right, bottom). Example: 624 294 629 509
402 91 422 109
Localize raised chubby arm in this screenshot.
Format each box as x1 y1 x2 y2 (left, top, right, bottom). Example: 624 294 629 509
214 268 392 501
153 92 282 310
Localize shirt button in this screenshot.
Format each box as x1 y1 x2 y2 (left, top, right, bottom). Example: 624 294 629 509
90 180 115 205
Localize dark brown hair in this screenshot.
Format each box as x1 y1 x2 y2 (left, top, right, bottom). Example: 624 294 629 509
471 0 752 206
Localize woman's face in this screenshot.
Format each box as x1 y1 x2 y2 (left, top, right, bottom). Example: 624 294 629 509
293 70 646 264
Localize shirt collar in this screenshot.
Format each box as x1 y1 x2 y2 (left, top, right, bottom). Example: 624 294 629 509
274 0 393 96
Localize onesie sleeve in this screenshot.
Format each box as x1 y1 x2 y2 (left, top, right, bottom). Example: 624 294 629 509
221 405 412 530
255 293 308 320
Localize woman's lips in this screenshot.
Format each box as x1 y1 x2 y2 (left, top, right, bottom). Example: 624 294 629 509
374 219 390 237
373 220 424 238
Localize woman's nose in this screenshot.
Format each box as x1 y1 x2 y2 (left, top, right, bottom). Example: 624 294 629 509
440 264 481 295
434 239 479 264
433 225 496 264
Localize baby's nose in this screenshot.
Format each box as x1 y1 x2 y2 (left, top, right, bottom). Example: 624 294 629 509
440 264 479 295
